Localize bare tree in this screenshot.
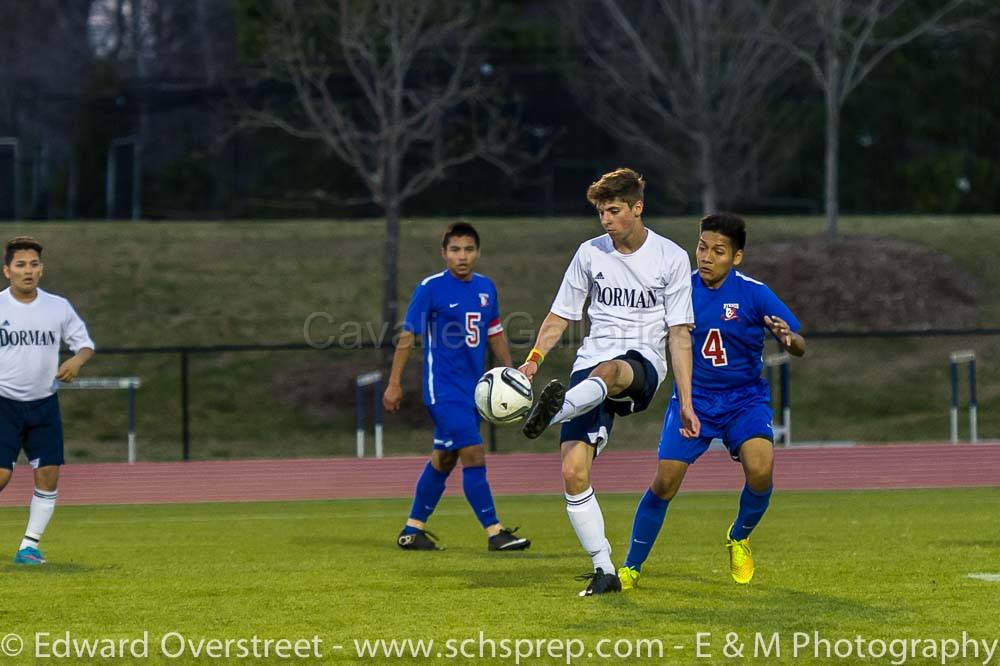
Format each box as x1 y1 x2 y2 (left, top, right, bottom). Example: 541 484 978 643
754 0 988 238
568 0 800 213
242 0 522 330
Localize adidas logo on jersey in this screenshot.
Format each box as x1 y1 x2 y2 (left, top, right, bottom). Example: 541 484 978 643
594 272 605 280
0 320 8 327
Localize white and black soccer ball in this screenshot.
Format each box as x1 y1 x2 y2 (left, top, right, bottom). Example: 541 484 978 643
474 367 533 425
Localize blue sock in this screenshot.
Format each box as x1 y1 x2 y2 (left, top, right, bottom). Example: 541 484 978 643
406 462 450 527
729 484 772 541
462 466 499 529
624 489 670 571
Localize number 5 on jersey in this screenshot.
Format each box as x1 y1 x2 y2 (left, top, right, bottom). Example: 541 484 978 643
701 328 728 366
465 312 481 347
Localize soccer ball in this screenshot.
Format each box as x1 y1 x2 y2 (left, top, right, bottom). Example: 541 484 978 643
474 367 533 425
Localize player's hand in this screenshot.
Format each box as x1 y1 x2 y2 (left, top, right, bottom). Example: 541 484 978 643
382 383 403 412
764 315 794 349
517 360 539 382
56 358 83 382
679 403 701 438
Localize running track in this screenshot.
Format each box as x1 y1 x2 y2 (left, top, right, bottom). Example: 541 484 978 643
0 442 997 506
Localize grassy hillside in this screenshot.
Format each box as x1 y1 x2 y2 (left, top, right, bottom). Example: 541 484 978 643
7 216 999 461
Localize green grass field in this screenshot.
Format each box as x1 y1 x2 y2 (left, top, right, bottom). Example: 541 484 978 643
8 216 1000 461
3 488 999 664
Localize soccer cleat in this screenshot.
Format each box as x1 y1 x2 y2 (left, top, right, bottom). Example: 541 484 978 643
725 523 754 584
488 527 531 551
397 528 444 551
14 546 45 565
575 568 622 597
617 565 640 590
521 380 566 439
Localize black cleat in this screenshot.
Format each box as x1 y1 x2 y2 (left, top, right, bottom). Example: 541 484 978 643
521 380 566 439
397 528 444 551
575 568 622 597
488 527 531 551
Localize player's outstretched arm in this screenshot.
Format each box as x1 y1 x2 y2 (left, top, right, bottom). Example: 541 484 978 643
383 331 415 412
764 315 806 357
667 324 701 438
517 312 570 381
56 347 94 382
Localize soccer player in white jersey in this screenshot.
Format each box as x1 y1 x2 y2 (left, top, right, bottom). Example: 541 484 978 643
0 237 94 565
518 168 700 596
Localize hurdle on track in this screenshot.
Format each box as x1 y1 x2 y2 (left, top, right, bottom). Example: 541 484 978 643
765 352 791 446
356 370 384 458
949 350 977 443
57 376 141 463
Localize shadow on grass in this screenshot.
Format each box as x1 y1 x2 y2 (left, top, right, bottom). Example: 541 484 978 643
933 539 1000 548
3 562 116 575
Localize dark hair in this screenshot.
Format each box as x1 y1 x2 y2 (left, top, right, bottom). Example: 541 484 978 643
4 236 43 265
587 168 645 207
700 213 747 251
441 222 480 249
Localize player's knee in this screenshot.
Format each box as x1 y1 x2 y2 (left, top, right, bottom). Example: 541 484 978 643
458 445 486 468
561 460 590 495
650 474 681 500
431 452 458 474
591 360 621 386
745 467 772 492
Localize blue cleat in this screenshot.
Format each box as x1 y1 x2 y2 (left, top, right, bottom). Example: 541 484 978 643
14 547 45 565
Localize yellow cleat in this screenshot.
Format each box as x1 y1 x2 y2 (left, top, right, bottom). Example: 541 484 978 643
617 566 640 590
725 523 755 584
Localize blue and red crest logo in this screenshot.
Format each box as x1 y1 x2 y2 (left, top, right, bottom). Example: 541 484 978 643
723 303 740 321
480 293 490 308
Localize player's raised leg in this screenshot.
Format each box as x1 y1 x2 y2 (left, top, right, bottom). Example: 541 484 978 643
563 440 620 596
726 437 774 584
523 359 632 439
457 445 530 551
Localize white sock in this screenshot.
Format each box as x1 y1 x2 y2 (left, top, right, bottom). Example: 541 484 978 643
551 377 608 424
20 488 57 551
565 486 614 573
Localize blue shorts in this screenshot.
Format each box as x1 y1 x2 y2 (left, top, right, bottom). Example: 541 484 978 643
658 380 773 464
0 394 65 470
427 401 483 451
560 350 660 455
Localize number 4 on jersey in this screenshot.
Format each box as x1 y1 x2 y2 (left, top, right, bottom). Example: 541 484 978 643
701 328 728 366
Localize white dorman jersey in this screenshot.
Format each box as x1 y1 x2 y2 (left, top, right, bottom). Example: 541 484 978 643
0 288 95 401
550 229 694 384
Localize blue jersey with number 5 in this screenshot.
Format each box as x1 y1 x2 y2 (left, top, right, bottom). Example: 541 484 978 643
690 270 800 392
403 271 503 406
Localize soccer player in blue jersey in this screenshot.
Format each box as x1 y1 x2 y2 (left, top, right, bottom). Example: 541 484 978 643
383 222 530 552
618 213 805 588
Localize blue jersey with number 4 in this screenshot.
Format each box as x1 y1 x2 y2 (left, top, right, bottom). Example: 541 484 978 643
403 271 503 406
690 270 800 392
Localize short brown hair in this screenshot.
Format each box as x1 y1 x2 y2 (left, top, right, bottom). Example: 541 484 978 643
586 168 645 207
441 221 480 249
4 236 43 265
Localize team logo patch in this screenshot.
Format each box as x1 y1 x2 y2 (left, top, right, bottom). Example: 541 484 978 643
479 293 490 308
723 303 740 321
